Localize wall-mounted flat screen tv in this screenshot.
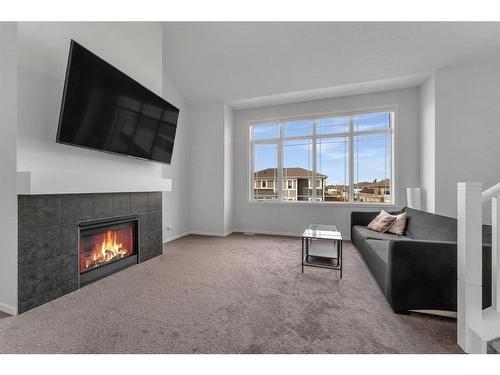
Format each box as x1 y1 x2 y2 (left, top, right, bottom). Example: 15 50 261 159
57 40 179 164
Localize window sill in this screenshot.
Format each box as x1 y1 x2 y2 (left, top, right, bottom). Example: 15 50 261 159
247 200 397 208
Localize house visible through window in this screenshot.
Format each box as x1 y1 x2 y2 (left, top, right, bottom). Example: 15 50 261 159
250 110 393 204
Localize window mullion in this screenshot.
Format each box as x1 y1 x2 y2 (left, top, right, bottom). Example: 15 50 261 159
277 123 284 201
349 117 355 203
312 121 317 202
250 143 255 201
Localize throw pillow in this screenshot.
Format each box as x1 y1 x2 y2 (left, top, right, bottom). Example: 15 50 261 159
384 210 407 235
367 212 397 232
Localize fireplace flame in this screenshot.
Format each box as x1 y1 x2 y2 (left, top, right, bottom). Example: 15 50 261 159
84 230 130 270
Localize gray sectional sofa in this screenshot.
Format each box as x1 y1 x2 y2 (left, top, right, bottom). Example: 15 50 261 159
351 207 492 314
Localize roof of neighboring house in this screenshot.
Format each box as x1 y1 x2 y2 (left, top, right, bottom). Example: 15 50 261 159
254 168 327 179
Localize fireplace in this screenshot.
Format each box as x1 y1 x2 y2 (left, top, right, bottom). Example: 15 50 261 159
79 216 139 286
17 192 162 313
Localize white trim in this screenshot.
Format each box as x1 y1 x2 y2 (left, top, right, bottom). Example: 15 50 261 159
483 182 500 202
164 231 236 243
17 171 172 194
232 229 352 240
232 229 302 238
248 107 396 206
391 107 398 206
163 230 355 242
163 231 191 243
0 302 17 316
189 231 232 237
251 127 391 144
312 119 318 201
349 116 355 201
248 105 397 127
247 200 397 208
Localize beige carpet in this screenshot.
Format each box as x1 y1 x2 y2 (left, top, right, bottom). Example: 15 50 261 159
0 234 461 353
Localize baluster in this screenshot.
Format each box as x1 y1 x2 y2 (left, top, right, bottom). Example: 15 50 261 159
457 182 483 352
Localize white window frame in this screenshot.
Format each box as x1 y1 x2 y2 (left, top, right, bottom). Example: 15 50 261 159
249 107 396 206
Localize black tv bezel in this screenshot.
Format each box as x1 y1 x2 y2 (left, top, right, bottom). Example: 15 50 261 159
56 39 179 166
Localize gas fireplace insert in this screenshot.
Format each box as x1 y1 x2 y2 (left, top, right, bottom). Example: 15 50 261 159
79 216 139 286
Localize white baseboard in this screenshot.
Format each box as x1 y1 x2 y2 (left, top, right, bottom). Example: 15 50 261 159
189 231 231 237
163 231 191 243
164 231 233 242
0 302 17 316
164 228 333 241
233 228 351 240
232 228 302 237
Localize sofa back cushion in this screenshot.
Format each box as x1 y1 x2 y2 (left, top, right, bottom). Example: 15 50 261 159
403 207 457 242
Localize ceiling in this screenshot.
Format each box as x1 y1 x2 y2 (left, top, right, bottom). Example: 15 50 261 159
162 22 500 106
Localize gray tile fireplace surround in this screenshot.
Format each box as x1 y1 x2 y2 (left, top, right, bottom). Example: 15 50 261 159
18 192 163 313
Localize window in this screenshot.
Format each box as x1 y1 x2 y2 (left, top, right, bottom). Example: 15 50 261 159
252 142 278 200
250 110 394 204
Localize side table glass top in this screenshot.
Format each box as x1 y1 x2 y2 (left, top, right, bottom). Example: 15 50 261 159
302 224 342 240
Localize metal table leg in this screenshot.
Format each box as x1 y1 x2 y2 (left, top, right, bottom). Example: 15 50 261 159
301 236 304 273
339 240 343 279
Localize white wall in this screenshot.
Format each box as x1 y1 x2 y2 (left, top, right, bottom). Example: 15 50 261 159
232 88 420 239
419 74 436 213
16 22 191 242
188 101 234 236
224 104 234 235
189 102 226 235
17 23 165 178
434 62 500 220
161 33 191 241
0 23 18 315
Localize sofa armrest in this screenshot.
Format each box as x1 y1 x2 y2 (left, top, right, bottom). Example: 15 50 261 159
351 211 380 227
387 240 457 312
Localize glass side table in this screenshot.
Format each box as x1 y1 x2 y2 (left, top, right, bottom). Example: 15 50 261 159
301 224 343 278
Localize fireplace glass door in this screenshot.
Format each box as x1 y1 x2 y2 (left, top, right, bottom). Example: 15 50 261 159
79 219 138 274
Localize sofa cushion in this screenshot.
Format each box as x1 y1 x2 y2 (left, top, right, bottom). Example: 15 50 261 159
403 207 457 242
366 239 391 264
352 225 409 241
402 207 493 244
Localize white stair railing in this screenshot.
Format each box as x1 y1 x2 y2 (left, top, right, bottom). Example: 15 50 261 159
458 182 500 353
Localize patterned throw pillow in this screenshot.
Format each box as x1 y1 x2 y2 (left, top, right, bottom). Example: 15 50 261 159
384 210 407 235
367 211 397 232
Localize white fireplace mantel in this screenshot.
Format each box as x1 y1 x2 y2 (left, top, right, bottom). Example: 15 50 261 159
17 171 172 195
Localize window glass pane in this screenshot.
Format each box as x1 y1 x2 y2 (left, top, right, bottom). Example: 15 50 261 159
353 112 391 132
353 132 392 203
251 123 279 140
283 119 313 138
317 137 349 202
283 139 313 201
316 116 349 135
253 143 278 200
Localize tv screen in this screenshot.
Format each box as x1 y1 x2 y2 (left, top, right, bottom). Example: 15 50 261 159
57 40 179 164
